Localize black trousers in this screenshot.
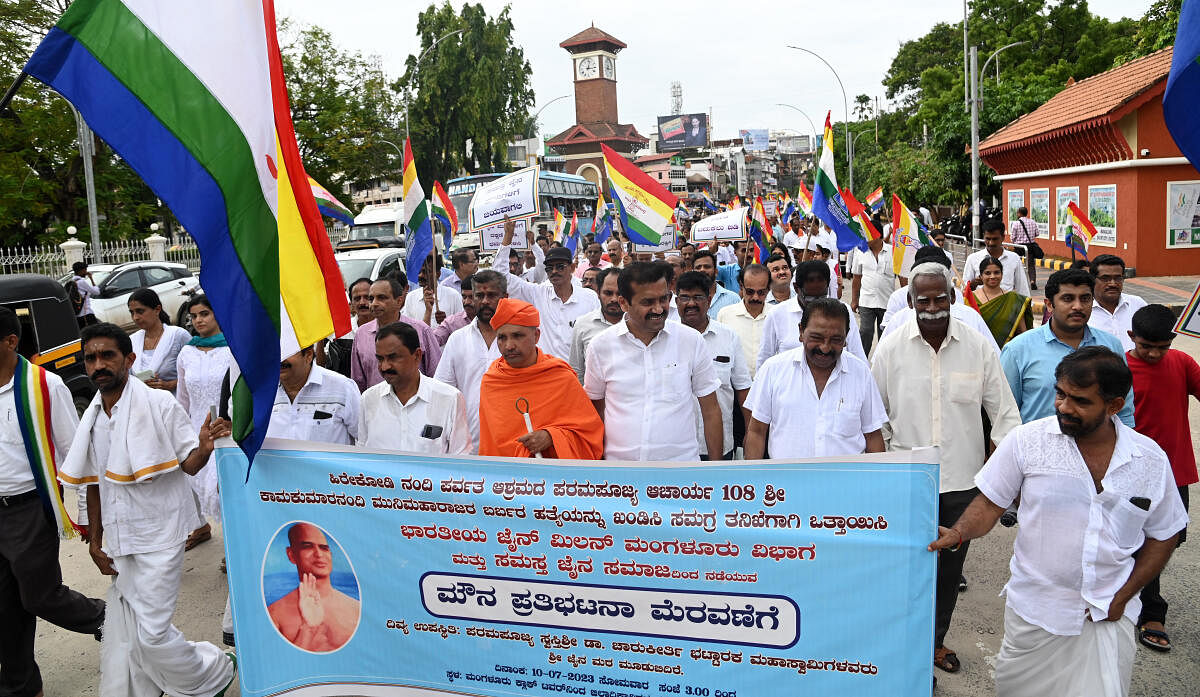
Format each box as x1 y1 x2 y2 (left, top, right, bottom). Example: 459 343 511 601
0 495 105 697
935 488 978 649
1137 485 1190 626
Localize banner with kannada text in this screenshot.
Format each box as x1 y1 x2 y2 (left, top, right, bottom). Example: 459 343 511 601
217 440 938 696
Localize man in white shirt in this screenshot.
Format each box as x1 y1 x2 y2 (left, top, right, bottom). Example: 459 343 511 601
569 267 623 383
1088 255 1146 353
881 245 1001 355
963 219 1031 297
360 322 470 454
930 347 1187 697
433 270 506 453
267 345 359 444
871 263 1021 677
403 265 464 329
494 221 599 360
758 260 866 368
716 264 773 378
584 262 723 461
850 235 895 354
71 261 101 327
744 298 886 459
677 271 751 460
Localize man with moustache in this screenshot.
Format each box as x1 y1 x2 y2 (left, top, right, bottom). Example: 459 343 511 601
584 262 722 461
360 322 470 454
266 345 359 444
347 277 374 330
764 252 794 306
433 276 475 346
717 264 773 378
744 298 886 459
350 275 441 391
569 267 623 383
872 262 1021 676
477 299 604 459
758 260 866 368
930 348 1187 696
716 239 755 293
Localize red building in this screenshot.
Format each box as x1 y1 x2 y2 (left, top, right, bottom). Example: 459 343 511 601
980 47 1200 276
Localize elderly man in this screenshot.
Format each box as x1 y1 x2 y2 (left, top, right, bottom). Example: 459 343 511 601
360 322 470 454
478 299 604 459
584 262 722 461
758 260 866 368
350 275 441 390
569 267 623 383
676 271 751 460
59 323 235 697
266 345 359 444
441 248 478 294
1087 254 1146 353
716 263 773 378
745 298 886 459
433 275 474 346
690 249 741 318
871 262 1021 677
433 270 505 452
574 242 611 279
267 522 360 652
930 348 1187 696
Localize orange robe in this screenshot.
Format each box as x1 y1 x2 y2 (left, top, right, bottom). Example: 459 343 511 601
478 351 605 459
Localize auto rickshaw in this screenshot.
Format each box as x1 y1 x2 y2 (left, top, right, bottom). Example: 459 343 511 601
0 274 95 411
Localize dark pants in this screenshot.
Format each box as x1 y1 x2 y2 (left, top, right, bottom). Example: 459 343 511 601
1023 250 1037 288
699 451 735 461
76 313 97 329
1138 485 1190 626
0 494 105 697
858 306 886 355
935 488 978 648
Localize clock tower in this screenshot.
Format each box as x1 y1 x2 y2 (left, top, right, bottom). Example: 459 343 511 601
546 25 646 189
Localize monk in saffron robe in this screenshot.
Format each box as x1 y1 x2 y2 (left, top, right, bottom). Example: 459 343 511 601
478 299 604 459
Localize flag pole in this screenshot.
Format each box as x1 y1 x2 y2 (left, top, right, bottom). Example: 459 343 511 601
0 72 28 113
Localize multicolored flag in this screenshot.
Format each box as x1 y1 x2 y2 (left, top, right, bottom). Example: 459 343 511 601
701 190 719 212
865 186 884 213
780 191 796 225
1065 201 1097 258
601 144 678 246
797 181 814 217
402 138 435 285
308 176 354 225
24 0 350 461
566 211 581 255
592 193 613 243
811 112 867 253
431 181 457 252
891 194 933 276
553 208 568 244
841 188 882 241
1164 0 1200 169
749 196 776 262
728 195 742 210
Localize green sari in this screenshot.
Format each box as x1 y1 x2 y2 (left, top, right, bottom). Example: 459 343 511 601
977 291 1032 347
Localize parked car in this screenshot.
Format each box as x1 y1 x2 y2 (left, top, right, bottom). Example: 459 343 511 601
335 248 405 287
1 274 95 411
61 261 200 331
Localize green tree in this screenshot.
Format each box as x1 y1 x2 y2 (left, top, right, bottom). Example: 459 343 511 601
1113 0 1180 65
853 94 872 122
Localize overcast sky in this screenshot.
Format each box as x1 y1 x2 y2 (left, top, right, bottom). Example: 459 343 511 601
279 0 1153 142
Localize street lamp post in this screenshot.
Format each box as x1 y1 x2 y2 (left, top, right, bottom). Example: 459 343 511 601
378 139 404 203
970 41 1028 239
785 46 853 192
774 103 818 154
529 95 569 138
403 28 465 144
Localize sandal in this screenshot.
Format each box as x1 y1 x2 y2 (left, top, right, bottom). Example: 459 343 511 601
1138 623 1171 652
185 523 212 551
934 646 960 673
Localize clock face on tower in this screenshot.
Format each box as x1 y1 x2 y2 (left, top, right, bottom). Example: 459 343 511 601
602 56 614 79
576 56 598 80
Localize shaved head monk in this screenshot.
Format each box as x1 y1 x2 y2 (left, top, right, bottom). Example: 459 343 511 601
267 523 360 652
478 299 605 459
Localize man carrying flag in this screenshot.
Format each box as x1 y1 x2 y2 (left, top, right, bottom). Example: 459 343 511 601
811 112 868 253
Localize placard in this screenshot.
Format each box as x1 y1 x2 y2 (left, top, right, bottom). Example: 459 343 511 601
1029 188 1050 239
480 219 530 251
763 200 778 217
468 166 540 232
633 225 676 253
1175 281 1200 338
1087 185 1117 247
1055 186 1079 242
1006 189 1024 227
1166 180 1200 249
689 209 748 243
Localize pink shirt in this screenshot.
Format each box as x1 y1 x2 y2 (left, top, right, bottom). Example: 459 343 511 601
350 317 442 392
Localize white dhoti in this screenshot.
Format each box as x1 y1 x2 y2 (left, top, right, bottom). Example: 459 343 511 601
995 604 1134 697
101 544 234 697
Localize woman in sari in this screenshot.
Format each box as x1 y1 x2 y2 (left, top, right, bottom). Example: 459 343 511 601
127 288 190 393
972 255 1032 347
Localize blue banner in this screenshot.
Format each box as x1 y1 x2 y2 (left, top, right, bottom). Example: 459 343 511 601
217 441 937 696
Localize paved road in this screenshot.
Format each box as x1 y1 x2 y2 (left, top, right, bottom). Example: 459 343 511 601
35 335 1200 696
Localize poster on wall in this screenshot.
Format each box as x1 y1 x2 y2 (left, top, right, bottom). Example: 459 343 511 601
1055 186 1080 242
1006 189 1024 227
1166 180 1200 249
1087 185 1117 247
1029 188 1050 239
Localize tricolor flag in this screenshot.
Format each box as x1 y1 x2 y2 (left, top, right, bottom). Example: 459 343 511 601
1164 0 1200 168
841 188 882 241
402 138 435 285
780 191 796 224
891 194 932 276
749 196 776 263
811 111 867 253
553 208 568 244
592 193 613 243
602 144 678 246
865 186 884 213
701 190 719 212
1065 201 1097 258
566 211 581 255
728 195 742 210
797 181 814 217
24 0 350 461
308 176 354 225
431 181 457 252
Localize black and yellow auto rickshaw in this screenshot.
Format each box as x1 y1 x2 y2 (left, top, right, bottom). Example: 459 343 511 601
0 274 95 410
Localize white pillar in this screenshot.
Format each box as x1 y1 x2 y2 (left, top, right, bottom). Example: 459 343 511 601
60 236 86 267
145 233 168 261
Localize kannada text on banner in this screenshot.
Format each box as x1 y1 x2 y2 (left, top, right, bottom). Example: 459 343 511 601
217 441 938 697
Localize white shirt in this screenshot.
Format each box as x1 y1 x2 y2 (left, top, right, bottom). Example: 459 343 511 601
716 301 775 377
871 317 1022 493
359 375 470 455
492 250 601 360
568 308 617 383
882 304 1001 356
694 320 752 456
757 297 866 369
73 273 99 317
403 285 464 329
0 370 77 495
266 364 360 445
584 319 720 461
715 244 736 266
976 416 1188 636
1089 293 1147 352
433 318 500 453
962 248 1031 297
850 245 896 309
746 349 887 459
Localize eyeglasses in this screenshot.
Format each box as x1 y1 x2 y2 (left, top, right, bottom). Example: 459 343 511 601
742 288 769 297
675 294 708 305
1095 274 1123 284
544 262 571 272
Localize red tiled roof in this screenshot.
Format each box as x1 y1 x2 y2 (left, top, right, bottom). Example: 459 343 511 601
545 122 647 147
980 47 1173 153
560 25 627 51
634 153 673 164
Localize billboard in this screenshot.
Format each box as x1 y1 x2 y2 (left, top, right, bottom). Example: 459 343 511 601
739 128 770 152
658 113 708 150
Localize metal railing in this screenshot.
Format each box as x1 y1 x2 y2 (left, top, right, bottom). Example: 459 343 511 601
0 244 69 277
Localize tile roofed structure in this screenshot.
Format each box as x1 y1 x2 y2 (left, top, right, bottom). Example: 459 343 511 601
559 25 627 51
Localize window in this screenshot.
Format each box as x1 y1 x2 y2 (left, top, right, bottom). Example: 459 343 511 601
142 266 175 286
103 270 143 297
377 256 400 280
172 267 191 280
